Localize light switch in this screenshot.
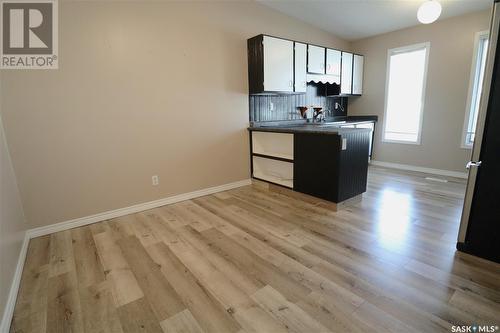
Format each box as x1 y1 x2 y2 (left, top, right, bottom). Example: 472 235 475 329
342 138 347 150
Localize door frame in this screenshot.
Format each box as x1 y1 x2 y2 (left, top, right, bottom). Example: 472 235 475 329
458 3 498 243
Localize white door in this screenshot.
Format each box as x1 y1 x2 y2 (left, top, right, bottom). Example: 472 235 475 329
326 49 341 77
263 36 294 92
294 42 307 93
308 45 325 74
341 52 353 94
353 54 364 95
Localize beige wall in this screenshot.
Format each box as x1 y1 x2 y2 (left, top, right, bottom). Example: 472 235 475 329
0 0 349 228
0 79 27 328
350 10 491 172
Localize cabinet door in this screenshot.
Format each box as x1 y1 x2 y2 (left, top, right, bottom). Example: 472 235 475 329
307 45 325 74
341 52 353 95
326 49 341 77
263 36 294 92
294 42 307 93
352 54 364 95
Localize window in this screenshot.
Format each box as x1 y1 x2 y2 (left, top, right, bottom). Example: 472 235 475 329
462 31 489 148
383 43 430 144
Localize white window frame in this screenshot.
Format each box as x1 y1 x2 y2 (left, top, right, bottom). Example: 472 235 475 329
461 30 489 149
382 42 430 145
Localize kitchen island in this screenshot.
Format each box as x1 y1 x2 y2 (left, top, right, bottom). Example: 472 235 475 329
248 121 373 208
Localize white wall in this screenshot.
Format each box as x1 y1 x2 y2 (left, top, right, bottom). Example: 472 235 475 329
350 10 491 172
0 76 27 330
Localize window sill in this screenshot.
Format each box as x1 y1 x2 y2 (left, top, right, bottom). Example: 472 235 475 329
382 138 421 146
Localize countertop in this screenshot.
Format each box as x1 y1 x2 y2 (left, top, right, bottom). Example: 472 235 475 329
248 124 372 135
248 115 377 135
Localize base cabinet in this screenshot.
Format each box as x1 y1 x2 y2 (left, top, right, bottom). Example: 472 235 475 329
293 131 370 203
252 156 293 188
249 130 370 203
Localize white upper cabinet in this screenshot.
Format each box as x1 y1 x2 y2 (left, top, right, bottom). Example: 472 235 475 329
247 34 363 95
326 49 341 77
294 42 307 93
352 54 364 95
307 45 325 74
263 36 294 92
341 51 353 95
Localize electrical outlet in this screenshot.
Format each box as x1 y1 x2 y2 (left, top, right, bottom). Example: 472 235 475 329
152 175 159 186
270 102 274 111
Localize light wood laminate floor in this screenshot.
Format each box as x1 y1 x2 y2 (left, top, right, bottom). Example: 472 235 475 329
10 166 500 333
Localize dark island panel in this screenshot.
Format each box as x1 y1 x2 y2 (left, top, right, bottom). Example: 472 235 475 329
293 130 370 203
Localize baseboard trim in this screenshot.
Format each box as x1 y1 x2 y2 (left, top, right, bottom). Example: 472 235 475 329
370 160 468 179
27 179 251 239
0 233 29 333
0 178 251 332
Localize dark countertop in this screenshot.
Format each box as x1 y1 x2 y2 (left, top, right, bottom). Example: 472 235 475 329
248 115 377 135
248 124 372 135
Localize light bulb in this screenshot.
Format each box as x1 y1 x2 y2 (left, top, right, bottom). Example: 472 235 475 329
417 0 442 24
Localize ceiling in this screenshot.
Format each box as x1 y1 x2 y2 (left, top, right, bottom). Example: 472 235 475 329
257 0 492 41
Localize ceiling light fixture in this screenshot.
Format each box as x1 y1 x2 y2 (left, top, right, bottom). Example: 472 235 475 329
417 0 442 24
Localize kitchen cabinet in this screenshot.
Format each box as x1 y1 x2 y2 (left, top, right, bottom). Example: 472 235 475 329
248 128 371 204
250 131 294 188
247 35 294 94
308 45 326 74
252 131 294 160
294 42 307 93
353 54 364 95
294 131 370 203
263 36 294 92
326 48 342 77
341 52 353 95
247 34 364 95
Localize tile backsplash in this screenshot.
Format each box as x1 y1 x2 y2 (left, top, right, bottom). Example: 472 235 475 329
249 83 348 122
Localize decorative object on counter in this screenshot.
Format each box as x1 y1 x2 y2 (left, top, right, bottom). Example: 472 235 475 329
298 106 308 119
313 107 325 122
